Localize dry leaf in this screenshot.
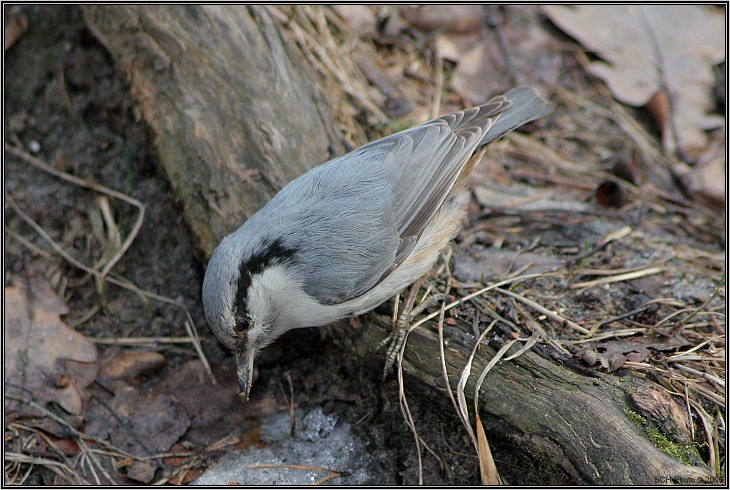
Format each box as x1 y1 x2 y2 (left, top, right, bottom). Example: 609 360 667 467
476 416 500 485
126 460 158 484
4 275 98 415
681 145 725 212
401 5 486 33
645 90 671 137
331 5 376 37
631 388 693 443
4 9 28 51
544 5 725 157
84 382 190 457
159 360 266 446
438 9 561 105
99 350 167 383
587 335 689 373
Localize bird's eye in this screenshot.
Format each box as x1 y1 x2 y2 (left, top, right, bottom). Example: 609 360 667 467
235 317 249 333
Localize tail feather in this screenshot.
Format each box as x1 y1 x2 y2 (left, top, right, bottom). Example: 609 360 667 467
479 86 551 147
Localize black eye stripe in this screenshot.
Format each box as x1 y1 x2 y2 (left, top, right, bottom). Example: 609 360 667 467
233 267 253 326
232 238 297 327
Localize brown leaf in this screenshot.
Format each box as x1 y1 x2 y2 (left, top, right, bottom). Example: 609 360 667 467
162 442 195 467
85 382 191 457
476 416 499 485
645 90 671 135
168 468 204 485
331 6 376 37
452 248 563 283
126 460 158 484
18 414 84 438
437 9 561 105
631 388 693 443
401 5 486 33
159 360 275 447
590 335 689 373
681 147 725 213
99 351 167 383
544 5 725 156
4 275 98 415
4 9 28 51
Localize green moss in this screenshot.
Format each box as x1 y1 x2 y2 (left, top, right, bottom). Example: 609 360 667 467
624 410 701 466
624 409 646 426
645 427 700 466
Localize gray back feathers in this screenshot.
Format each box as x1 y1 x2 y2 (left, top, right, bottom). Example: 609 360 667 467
214 87 550 306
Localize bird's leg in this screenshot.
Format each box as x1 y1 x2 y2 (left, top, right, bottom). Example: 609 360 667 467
410 291 450 318
381 279 450 379
382 280 421 379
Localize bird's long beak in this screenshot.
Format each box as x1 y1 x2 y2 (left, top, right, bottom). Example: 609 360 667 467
235 347 255 402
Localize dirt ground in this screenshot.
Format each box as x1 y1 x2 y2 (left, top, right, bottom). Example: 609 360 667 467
4 5 725 486
3 5 555 485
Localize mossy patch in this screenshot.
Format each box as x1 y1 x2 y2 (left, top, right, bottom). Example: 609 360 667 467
624 409 701 466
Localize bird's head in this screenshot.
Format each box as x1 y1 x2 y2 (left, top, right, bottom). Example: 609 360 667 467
202 233 298 401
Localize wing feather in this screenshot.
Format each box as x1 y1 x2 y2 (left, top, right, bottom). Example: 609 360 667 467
254 88 550 304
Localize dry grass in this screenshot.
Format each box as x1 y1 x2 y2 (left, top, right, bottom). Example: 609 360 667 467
4 143 218 483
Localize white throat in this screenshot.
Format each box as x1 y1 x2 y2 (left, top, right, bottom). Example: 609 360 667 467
247 264 346 331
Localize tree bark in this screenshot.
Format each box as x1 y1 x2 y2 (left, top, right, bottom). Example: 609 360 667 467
83 5 344 257
335 314 710 484
83 5 712 485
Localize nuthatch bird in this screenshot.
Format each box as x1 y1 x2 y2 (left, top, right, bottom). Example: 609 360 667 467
203 86 551 401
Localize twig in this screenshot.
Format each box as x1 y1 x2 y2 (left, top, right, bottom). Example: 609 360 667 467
33 429 94 483
687 398 718 478
494 287 590 335
4 227 53 259
407 272 555 334
287 373 296 437
397 328 424 485
473 337 517 414
3 453 89 485
430 42 443 120
457 321 496 451
574 256 673 277
245 462 350 484
569 266 664 291
92 336 199 345
5 192 216 385
5 142 145 284
312 473 344 485
509 300 572 356
396 280 449 483
437 289 464 445
675 273 725 328
5 393 116 483
683 383 695 440
674 364 725 388
503 332 540 362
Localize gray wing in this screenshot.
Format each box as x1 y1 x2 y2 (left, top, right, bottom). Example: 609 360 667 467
255 87 549 304
357 86 551 292
367 96 511 284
